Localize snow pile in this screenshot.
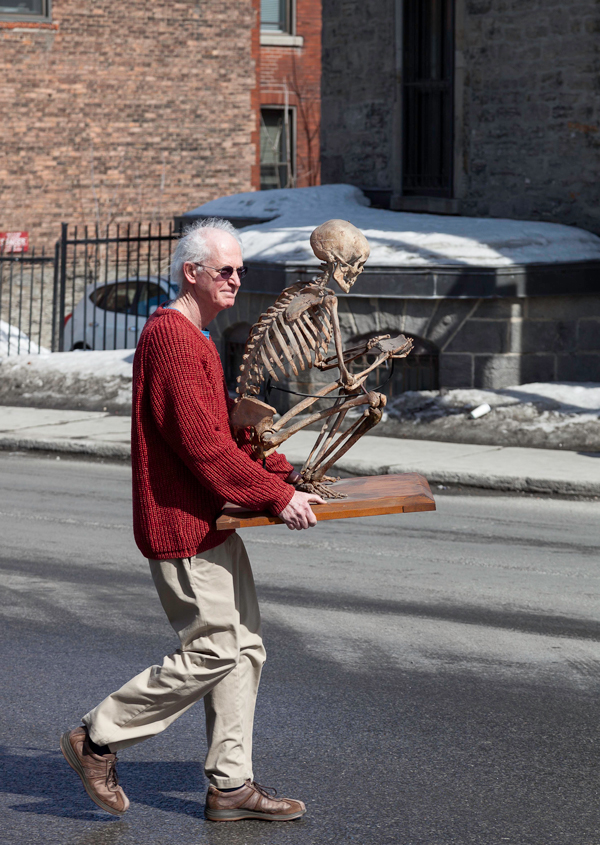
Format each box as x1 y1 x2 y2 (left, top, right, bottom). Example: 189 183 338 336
388 382 600 418
186 185 600 268
0 342 598 449
0 349 133 414
0 321 49 357
383 382 600 451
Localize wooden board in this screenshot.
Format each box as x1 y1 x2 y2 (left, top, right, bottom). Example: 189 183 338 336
216 473 435 530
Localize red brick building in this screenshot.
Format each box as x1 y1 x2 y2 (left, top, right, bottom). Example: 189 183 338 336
252 0 321 190
0 0 258 247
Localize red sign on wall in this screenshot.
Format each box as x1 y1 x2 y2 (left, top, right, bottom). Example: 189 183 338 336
0 232 29 253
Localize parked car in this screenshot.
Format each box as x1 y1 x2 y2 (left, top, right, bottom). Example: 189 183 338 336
64 276 178 350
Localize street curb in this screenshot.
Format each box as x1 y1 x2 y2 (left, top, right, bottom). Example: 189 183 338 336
1 436 598 496
0 436 130 460
333 458 600 498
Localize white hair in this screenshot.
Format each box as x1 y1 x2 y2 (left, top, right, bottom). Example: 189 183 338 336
170 217 243 294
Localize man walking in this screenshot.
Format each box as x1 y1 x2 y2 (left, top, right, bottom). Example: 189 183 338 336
60 218 324 821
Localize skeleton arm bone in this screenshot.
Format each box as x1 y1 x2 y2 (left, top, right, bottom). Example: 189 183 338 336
323 294 356 387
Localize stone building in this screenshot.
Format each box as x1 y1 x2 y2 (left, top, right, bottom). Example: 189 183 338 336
210 244 600 396
309 0 600 389
0 0 257 247
321 0 600 235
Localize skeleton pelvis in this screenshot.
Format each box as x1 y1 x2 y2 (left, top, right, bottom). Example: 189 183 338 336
230 396 276 436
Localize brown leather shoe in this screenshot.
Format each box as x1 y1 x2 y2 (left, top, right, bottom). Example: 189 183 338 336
205 780 306 822
60 726 130 816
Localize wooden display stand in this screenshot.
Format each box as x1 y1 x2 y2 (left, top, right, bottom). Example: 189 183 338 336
216 473 435 530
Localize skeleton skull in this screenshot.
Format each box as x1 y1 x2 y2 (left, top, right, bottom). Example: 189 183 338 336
310 219 370 293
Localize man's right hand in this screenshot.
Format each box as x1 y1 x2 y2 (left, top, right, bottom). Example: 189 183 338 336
278 490 325 530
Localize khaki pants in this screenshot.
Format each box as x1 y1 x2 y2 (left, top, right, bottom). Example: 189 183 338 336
82 533 266 789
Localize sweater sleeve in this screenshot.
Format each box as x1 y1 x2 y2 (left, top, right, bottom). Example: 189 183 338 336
146 322 294 515
224 386 294 480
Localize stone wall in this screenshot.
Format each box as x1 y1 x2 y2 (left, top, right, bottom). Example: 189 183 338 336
320 0 395 191
461 0 600 233
0 0 256 248
320 0 600 234
211 291 600 391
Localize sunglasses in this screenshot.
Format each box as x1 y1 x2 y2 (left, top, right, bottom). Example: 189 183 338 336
193 263 248 280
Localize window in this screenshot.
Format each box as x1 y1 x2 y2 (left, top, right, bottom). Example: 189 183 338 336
260 107 295 191
89 280 170 316
349 334 439 396
0 0 50 19
89 283 138 315
260 0 292 33
402 0 454 197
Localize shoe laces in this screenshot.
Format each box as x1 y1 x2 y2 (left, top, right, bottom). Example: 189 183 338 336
105 757 120 789
251 781 277 799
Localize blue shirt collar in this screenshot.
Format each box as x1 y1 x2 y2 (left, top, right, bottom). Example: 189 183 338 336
163 303 210 339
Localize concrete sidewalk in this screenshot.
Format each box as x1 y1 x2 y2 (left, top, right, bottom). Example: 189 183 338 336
1 405 598 497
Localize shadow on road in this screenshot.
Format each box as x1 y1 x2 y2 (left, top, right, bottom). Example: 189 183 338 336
0 747 204 819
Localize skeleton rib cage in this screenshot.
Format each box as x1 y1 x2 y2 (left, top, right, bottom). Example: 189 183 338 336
236 282 335 399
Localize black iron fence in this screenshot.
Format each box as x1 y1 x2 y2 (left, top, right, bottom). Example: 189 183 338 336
58 222 180 353
0 248 57 355
0 223 180 356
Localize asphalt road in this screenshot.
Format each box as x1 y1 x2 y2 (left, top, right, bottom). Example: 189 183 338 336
0 452 599 845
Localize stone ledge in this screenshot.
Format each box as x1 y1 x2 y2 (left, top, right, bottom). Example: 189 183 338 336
260 32 304 47
0 20 58 29
240 260 600 299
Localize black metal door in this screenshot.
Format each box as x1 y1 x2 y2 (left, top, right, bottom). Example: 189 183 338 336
402 0 455 197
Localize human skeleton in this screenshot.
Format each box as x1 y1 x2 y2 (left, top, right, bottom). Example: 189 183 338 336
230 219 413 498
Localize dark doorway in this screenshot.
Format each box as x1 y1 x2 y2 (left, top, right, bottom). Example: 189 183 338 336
349 334 439 396
224 322 252 390
402 0 454 197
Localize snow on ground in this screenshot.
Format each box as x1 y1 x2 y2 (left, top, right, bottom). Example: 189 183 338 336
0 348 135 376
380 382 600 451
0 343 598 448
0 321 48 356
186 185 600 268
0 349 133 414
387 382 600 421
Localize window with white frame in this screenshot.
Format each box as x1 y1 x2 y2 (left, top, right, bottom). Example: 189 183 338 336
260 107 295 191
260 0 292 34
0 0 50 19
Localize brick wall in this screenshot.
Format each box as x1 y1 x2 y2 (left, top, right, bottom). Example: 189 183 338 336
258 0 322 187
461 0 600 234
0 0 257 248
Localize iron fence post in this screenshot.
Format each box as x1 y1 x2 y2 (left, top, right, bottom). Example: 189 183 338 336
57 222 68 352
51 238 60 351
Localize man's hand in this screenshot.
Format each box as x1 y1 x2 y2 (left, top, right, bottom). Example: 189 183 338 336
278 490 325 530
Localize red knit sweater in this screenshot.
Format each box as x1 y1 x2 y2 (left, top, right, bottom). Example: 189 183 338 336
131 307 295 559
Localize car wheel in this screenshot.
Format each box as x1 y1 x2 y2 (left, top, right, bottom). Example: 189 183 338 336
72 342 92 350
